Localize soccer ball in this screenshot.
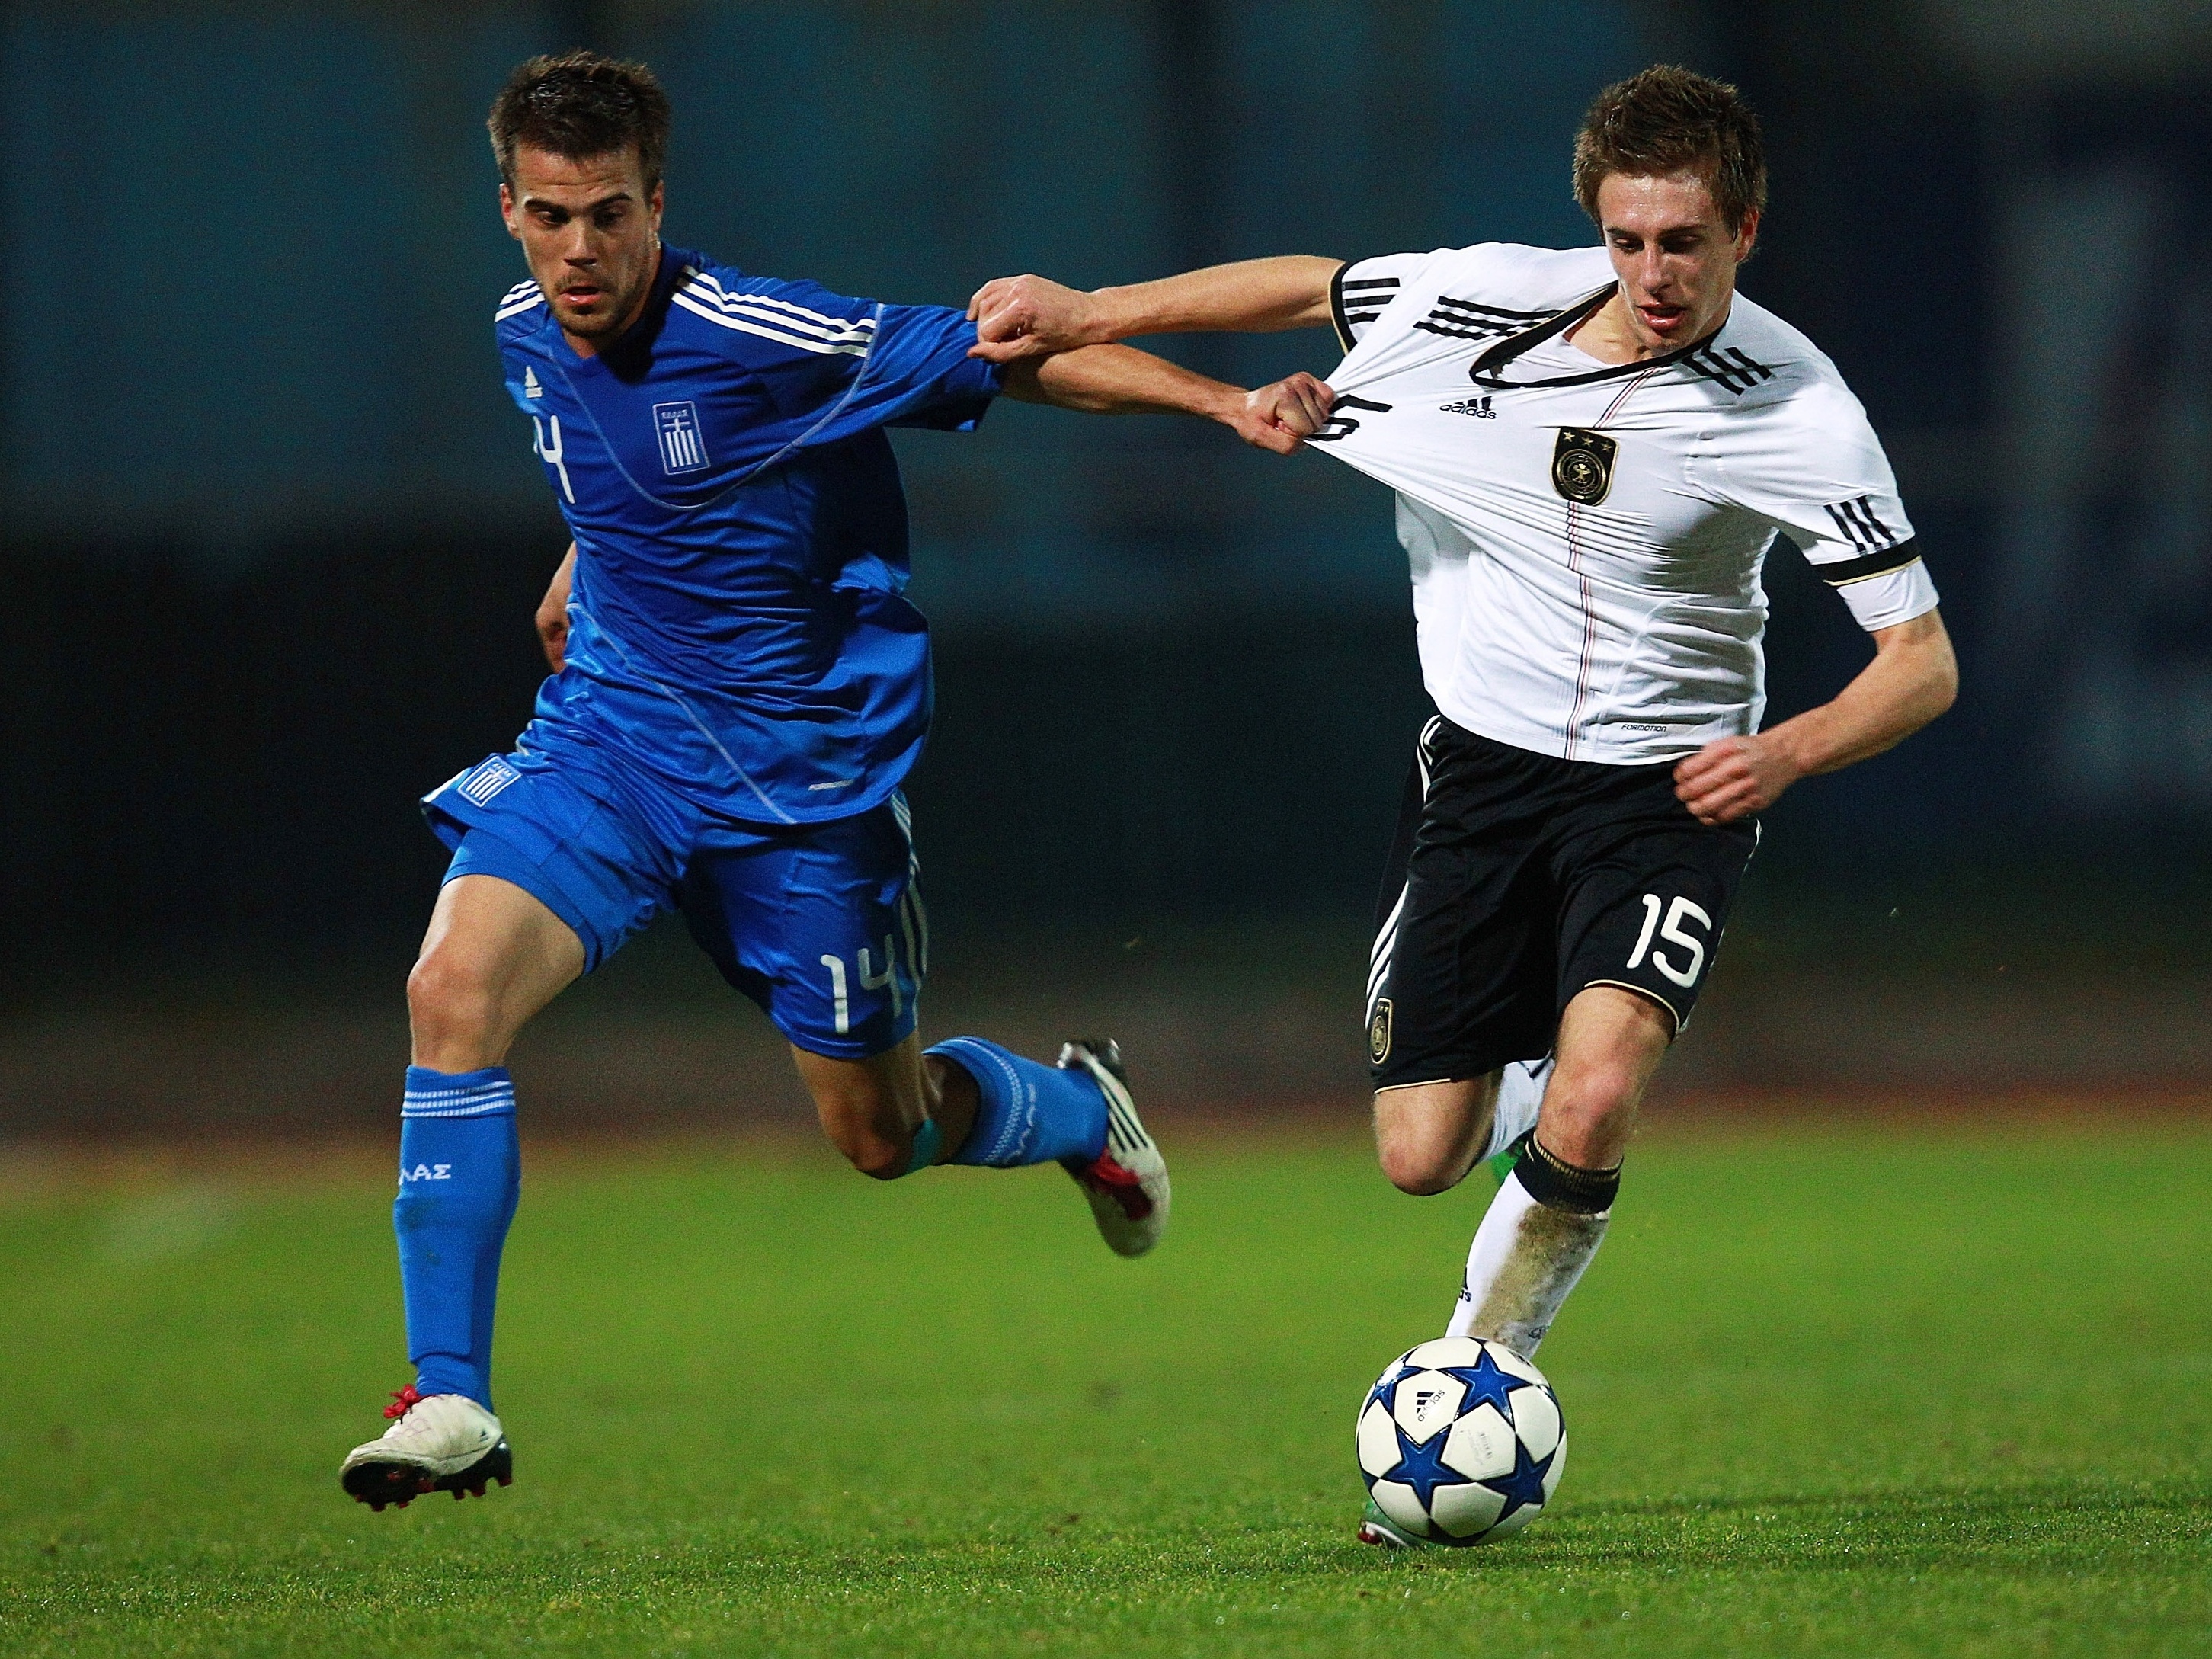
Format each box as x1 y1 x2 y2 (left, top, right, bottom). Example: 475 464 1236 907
1356 1337 1566 1545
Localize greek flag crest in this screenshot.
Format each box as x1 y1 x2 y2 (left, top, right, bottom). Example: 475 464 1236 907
457 757 521 806
655 401 709 475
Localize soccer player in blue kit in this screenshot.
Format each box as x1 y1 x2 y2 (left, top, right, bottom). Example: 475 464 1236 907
340 53 1321 1507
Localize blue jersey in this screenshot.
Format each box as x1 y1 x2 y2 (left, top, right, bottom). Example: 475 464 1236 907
495 245 1003 824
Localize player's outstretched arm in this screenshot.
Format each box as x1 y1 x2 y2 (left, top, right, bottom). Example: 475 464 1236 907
536 543 576 672
969 257 1342 365
1002 347 1335 456
1673 609 1958 826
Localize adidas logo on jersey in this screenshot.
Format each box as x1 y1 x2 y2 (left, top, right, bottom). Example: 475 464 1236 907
523 367 543 399
1438 396 1495 419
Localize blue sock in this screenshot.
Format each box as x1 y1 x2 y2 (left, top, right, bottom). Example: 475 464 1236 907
904 1118 943 1175
927 1039 1109 1168
395 1066 520 1410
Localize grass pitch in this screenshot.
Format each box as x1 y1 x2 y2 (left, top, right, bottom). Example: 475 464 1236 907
2 1116 2209 1657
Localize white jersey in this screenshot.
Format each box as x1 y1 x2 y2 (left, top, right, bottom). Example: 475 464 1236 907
1316 243 1938 764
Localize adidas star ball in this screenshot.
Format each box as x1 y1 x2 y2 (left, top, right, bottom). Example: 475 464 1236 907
1356 1337 1566 1545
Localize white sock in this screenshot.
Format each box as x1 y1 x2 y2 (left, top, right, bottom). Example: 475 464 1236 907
1442 1166 1609 1358
1482 1057 1551 1163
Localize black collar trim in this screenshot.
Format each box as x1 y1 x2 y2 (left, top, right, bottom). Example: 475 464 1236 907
1467 283 1728 390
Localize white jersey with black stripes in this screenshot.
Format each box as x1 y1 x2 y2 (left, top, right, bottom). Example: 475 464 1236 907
1314 242 1938 765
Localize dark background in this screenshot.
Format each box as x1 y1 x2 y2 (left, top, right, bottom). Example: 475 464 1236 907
3 0 2207 1129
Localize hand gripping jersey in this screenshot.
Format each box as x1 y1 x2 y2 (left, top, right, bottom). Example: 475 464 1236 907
1314 244 1938 764
495 245 1002 823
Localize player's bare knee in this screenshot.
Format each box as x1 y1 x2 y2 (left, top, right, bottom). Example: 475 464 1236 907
856 1143 908 1180
1537 1076 1639 1169
1544 1081 1631 1132
805 1081 912 1180
1373 1081 1494 1196
829 1118 911 1180
1377 1132 1460 1197
405 950 503 1054
1552 1071 1637 1123
1387 1163 1458 1198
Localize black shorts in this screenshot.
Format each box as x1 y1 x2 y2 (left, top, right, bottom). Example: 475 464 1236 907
1366 716 1758 1089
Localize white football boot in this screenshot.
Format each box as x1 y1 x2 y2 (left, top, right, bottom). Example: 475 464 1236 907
340 1387 512 1510
1057 1039 1170 1257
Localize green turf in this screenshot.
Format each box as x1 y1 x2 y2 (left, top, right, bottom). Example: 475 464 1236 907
2 1120 2209 1657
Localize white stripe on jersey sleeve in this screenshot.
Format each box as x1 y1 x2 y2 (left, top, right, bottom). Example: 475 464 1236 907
1329 243 1616 368
680 290 877 341
668 288 873 354
680 269 878 338
1330 251 1432 353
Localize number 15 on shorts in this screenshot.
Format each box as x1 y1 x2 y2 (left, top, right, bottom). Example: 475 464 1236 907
1626 893 1711 988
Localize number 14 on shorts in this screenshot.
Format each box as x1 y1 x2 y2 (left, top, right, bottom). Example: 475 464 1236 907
1625 894 1711 988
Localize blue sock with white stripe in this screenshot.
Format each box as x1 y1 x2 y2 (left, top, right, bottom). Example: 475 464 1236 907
395 1066 520 1409
927 1039 1109 1168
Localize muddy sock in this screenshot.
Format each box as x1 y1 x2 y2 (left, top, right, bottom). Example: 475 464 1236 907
1442 1138 1616 1358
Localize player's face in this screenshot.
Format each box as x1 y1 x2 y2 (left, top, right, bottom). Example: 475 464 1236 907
501 144 665 354
1595 171 1759 353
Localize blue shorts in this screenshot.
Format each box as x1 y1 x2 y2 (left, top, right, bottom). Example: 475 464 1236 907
422 746 927 1060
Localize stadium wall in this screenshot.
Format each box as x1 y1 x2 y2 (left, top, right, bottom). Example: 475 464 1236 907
0 0 2206 1110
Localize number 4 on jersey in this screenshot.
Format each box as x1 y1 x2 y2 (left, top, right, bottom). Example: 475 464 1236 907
1626 893 1711 988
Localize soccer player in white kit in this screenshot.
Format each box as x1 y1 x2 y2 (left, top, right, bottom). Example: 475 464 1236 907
968 66 1959 1541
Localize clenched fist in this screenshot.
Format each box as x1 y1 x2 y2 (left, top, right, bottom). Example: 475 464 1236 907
1234 373 1336 454
1673 734 1800 825
967 274 1110 364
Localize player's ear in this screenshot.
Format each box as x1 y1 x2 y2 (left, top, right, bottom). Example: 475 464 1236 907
648 178 665 228
1733 207 1761 264
500 181 520 239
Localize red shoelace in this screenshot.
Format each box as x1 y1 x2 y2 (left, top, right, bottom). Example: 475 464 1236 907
383 1385 424 1420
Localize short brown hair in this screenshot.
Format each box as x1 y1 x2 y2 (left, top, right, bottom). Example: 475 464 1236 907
488 51 672 191
1572 66 1767 233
